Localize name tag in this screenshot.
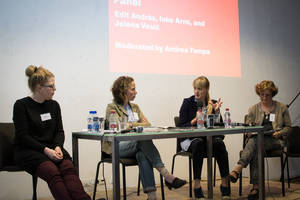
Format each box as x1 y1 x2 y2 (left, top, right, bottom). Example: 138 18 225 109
41 113 51 121
269 114 275 122
133 112 139 121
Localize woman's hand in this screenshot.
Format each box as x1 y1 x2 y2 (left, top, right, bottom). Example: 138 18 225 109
212 98 223 113
273 131 281 139
55 146 63 159
247 132 253 138
44 147 63 162
191 111 200 125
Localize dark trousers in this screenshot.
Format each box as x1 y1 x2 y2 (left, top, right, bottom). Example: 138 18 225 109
36 159 91 200
188 137 229 180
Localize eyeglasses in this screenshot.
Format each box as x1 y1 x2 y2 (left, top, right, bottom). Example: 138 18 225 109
260 93 272 97
42 84 56 89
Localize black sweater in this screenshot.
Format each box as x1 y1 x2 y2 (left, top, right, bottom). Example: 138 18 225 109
13 97 64 151
13 97 70 173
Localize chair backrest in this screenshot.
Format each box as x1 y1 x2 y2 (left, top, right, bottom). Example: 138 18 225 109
174 116 180 127
174 116 182 152
0 123 15 169
287 126 300 154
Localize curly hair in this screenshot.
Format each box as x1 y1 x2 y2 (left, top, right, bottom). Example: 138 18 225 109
255 80 278 97
111 76 134 105
25 65 54 92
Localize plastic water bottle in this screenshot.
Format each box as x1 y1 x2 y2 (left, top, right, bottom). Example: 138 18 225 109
109 110 118 133
88 111 99 132
92 112 99 132
224 108 231 128
87 111 94 132
197 108 205 129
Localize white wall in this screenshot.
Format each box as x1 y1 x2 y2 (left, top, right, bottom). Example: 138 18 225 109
0 0 299 199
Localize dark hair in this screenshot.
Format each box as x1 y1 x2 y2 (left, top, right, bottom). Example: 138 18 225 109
25 65 54 92
255 80 278 97
111 76 134 105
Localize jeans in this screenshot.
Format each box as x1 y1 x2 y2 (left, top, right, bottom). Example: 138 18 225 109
188 137 229 180
238 135 282 184
119 140 164 193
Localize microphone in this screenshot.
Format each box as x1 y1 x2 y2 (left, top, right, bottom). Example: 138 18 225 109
120 128 136 134
230 122 256 127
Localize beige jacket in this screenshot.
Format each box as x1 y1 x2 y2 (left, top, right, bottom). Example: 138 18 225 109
102 101 151 154
245 101 291 140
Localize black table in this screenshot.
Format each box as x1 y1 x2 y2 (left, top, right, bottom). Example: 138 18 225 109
72 126 265 200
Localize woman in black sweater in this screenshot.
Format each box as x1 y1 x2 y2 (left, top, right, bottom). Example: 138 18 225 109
178 76 230 199
13 65 90 200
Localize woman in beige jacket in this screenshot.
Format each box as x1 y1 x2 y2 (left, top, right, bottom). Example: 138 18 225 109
229 80 291 200
103 76 186 200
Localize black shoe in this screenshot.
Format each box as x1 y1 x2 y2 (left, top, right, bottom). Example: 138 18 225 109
228 170 240 183
194 187 205 198
220 185 231 198
248 188 259 200
165 177 187 190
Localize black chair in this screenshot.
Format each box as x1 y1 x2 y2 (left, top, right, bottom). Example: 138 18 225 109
238 116 286 196
93 148 165 200
0 122 38 200
283 126 300 188
171 116 217 198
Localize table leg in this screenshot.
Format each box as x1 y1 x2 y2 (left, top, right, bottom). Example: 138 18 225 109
72 135 79 175
112 137 121 200
257 130 265 200
207 135 213 199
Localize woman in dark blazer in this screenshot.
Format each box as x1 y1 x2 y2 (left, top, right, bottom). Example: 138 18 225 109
178 76 230 199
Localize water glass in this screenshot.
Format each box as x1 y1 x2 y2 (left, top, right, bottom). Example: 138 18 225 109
119 116 128 131
98 117 104 133
206 114 215 128
214 114 221 124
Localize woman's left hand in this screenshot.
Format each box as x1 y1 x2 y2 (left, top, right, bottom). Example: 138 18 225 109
212 98 223 113
55 146 63 159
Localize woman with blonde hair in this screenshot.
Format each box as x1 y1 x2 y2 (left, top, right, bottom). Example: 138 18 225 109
13 65 90 200
178 76 230 199
229 80 291 200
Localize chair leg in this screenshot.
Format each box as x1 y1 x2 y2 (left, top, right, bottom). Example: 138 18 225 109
137 173 141 196
286 156 290 188
213 157 216 187
32 175 38 200
160 174 165 200
239 171 243 196
171 154 177 174
189 156 192 198
93 161 102 200
280 155 285 196
122 164 126 200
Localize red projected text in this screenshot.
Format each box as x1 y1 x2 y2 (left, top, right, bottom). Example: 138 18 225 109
109 0 241 77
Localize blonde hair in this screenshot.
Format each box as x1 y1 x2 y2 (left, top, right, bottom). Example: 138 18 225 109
25 65 54 92
193 76 213 114
255 80 278 97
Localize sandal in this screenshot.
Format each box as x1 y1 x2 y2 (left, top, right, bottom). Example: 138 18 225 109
248 188 259 200
194 187 205 198
228 170 240 183
220 184 231 197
